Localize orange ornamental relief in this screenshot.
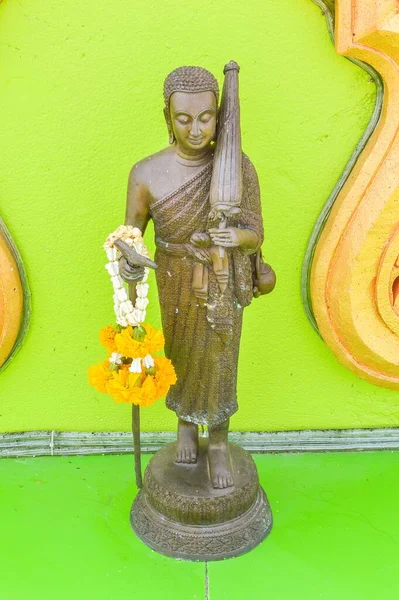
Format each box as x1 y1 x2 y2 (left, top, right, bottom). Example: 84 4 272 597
310 0 399 389
0 221 27 370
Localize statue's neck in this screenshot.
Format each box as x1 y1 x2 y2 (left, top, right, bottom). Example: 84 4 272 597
175 146 213 167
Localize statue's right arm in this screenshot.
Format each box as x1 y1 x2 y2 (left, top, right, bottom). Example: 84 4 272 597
125 164 152 233
120 164 152 283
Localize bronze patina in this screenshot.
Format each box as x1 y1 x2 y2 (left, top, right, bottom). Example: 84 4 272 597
121 62 275 560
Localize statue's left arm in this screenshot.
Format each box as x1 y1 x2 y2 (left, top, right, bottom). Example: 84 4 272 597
209 155 263 252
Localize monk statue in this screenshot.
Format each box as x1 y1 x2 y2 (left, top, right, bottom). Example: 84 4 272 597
120 64 267 490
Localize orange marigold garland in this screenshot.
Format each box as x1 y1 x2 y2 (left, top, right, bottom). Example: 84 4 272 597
88 226 177 408
89 322 176 406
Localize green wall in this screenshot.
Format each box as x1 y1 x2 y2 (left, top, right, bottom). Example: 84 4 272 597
1 0 395 434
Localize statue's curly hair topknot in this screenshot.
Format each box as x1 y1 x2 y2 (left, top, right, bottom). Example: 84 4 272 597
163 66 219 109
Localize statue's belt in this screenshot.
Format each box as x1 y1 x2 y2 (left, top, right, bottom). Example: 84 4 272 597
155 237 189 257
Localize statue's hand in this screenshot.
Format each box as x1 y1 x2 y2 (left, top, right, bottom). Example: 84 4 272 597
208 227 242 248
185 243 212 265
190 232 212 248
119 256 145 282
209 227 259 251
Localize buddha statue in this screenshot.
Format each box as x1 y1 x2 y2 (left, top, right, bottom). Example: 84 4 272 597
120 65 264 490
126 62 274 561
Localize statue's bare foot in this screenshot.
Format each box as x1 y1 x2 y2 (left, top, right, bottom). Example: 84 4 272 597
175 419 198 464
208 443 234 489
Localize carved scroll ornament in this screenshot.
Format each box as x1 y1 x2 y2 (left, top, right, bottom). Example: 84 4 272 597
0 220 29 371
311 0 399 389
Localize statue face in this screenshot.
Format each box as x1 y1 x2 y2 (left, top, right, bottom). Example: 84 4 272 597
170 91 217 154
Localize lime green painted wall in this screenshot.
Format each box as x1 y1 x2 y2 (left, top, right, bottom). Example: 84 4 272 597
1 0 395 434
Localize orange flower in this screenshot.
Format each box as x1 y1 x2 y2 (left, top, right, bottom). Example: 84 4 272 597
99 325 118 353
106 369 141 404
114 323 165 359
114 326 143 359
154 355 177 398
142 323 165 354
105 368 158 406
138 375 158 407
88 361 113 393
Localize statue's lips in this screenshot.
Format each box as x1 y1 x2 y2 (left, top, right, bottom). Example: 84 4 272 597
188 138 204 145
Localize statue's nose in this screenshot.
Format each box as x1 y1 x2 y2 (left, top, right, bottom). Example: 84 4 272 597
190 119 200 137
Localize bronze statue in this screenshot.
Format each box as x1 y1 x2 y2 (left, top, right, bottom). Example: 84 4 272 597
124 62 275 560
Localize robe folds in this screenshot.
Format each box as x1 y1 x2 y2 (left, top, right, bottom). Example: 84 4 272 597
150 154 264 426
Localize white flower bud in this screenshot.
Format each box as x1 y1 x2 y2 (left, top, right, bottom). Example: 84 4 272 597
109 352 122 365
136 309 146 323
136 283 149 298
129 358 142 373
106 248 117 261
131 227 142 237
136 297 149 310
132 308 141 322
111 275 124 289
115 288 128 302
105 262 119 276
143 354 155 369
126 313 138 326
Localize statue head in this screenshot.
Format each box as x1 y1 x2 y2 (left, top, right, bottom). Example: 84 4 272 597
163 66 219 155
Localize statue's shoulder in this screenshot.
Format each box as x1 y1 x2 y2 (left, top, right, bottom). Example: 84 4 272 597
129 147 175 185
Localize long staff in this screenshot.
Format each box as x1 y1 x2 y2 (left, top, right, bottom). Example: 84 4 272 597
114 239 157 489
127 281 142 488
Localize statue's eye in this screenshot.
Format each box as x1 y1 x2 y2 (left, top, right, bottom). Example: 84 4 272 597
200 112 213 123
176 115 190 125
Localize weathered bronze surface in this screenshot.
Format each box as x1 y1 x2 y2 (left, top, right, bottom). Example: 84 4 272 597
131 440 272 561
123 61 275 559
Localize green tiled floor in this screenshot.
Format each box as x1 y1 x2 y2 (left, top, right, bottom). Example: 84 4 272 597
0 451 398 599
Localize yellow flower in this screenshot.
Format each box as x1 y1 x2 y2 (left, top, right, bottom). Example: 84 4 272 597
105 368 158 406
99 325 118 353
114 323 165 359
142 323 165 354
88 361 113 393
114 326 143 359
138 375 158 407
154 355 177 398
106 369 141 404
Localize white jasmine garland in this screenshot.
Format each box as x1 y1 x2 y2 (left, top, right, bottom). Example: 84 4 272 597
136 297 149 310
104 226 150 327
105 262 119 276
136 283 149 298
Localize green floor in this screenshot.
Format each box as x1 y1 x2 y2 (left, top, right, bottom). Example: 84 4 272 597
1 451 398 599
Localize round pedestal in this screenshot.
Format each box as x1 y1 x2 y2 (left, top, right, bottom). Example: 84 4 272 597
130 440 272 561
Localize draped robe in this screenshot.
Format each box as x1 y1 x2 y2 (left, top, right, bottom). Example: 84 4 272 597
150 154 264 426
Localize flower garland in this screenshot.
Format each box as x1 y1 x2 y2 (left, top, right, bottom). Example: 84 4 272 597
103 225 150 328
88 225 176 406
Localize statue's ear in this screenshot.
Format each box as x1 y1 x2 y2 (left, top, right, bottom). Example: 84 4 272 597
163 107 175 145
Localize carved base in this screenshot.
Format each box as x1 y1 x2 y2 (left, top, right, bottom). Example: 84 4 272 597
130 440 273 561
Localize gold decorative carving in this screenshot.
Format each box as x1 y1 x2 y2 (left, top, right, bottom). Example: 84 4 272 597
0 224 24 369
311 0 399 389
